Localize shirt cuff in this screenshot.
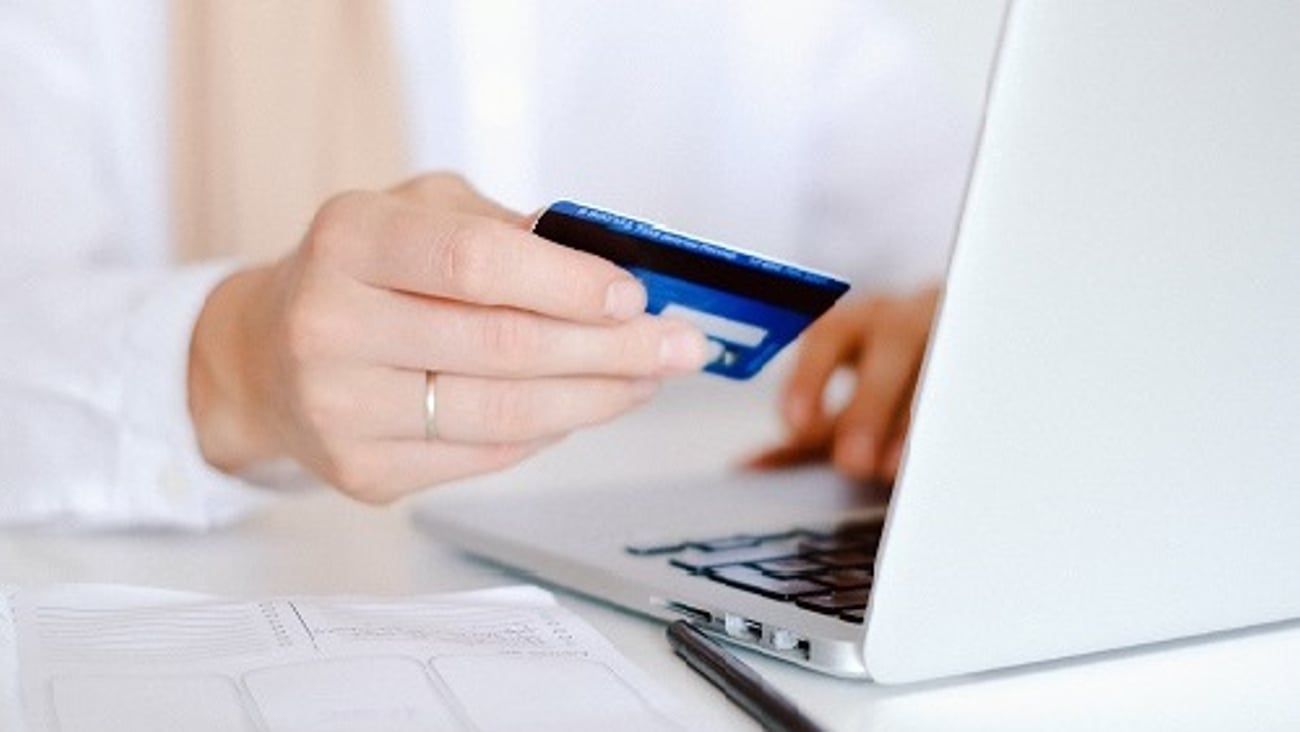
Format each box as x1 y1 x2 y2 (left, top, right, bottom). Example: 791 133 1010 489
114 262 279 529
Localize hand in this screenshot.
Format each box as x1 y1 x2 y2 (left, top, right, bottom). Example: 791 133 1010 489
746 285 940 483
188 173 708 503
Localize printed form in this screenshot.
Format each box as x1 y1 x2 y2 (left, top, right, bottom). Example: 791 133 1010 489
1 584 693 732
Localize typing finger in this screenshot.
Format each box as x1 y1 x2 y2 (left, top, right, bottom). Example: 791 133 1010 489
778 304 864 437
833 327 924 481
740 438 834 472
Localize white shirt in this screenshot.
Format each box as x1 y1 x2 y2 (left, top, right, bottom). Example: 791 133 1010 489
0 0 977 528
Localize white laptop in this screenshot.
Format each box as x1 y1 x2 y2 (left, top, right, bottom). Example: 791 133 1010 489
414 0 1300 683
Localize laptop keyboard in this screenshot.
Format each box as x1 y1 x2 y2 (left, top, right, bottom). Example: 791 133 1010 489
625 517 882 624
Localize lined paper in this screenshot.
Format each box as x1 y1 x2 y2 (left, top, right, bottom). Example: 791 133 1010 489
5 584 692 732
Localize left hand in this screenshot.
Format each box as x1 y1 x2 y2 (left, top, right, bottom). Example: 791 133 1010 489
746 285 941 483
188 173 707 503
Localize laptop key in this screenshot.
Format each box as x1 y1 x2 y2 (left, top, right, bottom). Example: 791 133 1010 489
624 541 688 556
751 529 803 542
668 541 803 573
704 566 827 600
689 535 764 552
840 607 867 624
810 569 873 590
795 589 871 615
754 557 826 577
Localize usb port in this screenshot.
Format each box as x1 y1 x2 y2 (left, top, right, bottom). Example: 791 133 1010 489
664 600 712 624
724 614 763 642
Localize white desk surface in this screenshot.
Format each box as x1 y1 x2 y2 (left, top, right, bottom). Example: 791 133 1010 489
4 366 1300 731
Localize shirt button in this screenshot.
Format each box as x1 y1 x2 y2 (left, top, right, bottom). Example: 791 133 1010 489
159 463 187 501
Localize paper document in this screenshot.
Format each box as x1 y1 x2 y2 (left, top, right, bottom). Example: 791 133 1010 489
1 584 692 732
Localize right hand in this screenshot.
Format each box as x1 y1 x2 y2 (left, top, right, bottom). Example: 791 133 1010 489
188 173 708 503
745 286 940 484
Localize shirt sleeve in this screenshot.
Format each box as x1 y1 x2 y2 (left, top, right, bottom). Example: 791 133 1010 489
0 0 281 529
0 266 279 530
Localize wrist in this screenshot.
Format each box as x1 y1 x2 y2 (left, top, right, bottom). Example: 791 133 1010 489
188 266 281 472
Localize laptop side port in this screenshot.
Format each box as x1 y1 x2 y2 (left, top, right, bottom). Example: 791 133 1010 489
766 626 808 656
656 599 811 662
662 600 713 625
724 613 763 643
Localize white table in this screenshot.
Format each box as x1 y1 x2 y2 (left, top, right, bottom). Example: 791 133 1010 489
5 368 1300 731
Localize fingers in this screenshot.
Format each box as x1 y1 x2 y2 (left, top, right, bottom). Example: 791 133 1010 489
740 440 833 472
830 293 935 481
294 366 659 445
298 366 660 503
429 374 658 443
832 333 920 480
262 174 708 504
768 288 940 483
779 304 865 437
254 174 711 504
347 291 708 378
306 192 648 324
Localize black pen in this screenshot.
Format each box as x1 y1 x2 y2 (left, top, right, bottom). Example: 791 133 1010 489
666 620 827 732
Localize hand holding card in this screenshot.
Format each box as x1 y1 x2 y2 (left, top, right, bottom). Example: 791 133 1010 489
534 201 850 380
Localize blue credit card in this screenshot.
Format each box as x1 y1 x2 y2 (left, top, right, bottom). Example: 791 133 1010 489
533 201 851 379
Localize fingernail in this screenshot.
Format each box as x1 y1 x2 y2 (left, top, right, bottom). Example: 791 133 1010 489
604 279 646 321
659 327 709 372
837 430 876 473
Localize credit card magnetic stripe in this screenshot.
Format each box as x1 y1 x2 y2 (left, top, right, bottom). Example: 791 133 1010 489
534 201 847 316
534 201 850 379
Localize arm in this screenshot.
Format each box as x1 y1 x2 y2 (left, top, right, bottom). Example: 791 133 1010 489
5 6 704 526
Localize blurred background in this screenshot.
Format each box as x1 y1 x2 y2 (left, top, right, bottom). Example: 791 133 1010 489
885 0 1005 115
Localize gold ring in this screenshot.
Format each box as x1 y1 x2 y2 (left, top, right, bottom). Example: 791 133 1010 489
423 371 438 440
